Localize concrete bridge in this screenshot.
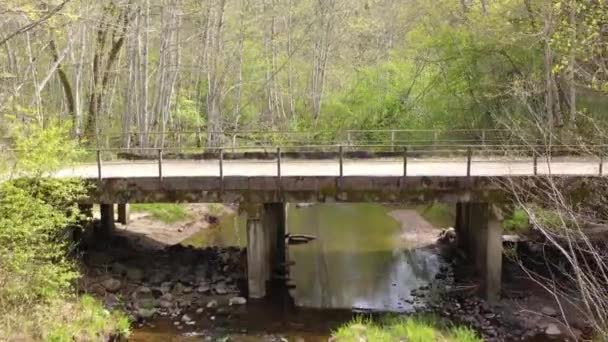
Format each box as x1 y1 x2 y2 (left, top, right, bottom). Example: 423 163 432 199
55 139 607 303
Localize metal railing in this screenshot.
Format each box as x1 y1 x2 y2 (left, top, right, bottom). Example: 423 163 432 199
75 143 607 182
91 128 560 152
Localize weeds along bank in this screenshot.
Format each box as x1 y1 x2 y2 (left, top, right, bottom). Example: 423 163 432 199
331 316 482 342
0 124 130 341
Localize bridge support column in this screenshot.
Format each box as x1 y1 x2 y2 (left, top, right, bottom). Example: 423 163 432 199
455 202 503 302
117 204 130 225
245 203 286 299
98 204 115 237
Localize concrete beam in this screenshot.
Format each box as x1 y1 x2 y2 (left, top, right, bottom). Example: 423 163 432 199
117 203 130 225
86 176 513 205
98 204 115 237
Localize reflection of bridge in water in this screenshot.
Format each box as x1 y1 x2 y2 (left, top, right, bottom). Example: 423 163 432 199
30 129 608 302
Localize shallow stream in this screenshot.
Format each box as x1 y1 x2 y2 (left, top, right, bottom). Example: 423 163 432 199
131 203 445 341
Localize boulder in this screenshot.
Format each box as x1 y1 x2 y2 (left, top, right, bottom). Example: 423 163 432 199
133 286 155 310
136 308 157 319
206 300 218 309
197 283 211 293
228 297 247 306
126 267 144 282
101 278 122 293
541 306 558 317
545 323 562 338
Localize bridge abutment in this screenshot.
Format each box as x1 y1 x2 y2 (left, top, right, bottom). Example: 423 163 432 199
245 203 287 299
117 203 130 225
98 204 115 237
455 202 503 302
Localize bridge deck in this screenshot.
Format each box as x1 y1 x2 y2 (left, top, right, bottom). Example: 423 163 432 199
59 157 604 179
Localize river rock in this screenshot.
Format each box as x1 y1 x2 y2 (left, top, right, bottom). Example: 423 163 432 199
181 314 192 323
127 267 144 282
206 300 218 309
136 308 157 319
89 283 106 296
173 282 185 295
112 262 128 276
149 271 169 285
541 306 558 317
214 282 228 295
158 293 173 309
133 286 155 309
102 278 122 292
228 297 247 306
104 294 121 309
545 323 562 337
160 282 173 294
197 283 211 293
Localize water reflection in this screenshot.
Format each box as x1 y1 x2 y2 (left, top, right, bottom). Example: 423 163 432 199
180 203 441 312
289 203 440 312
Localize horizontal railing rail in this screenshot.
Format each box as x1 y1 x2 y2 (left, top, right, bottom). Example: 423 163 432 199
3 143 600 181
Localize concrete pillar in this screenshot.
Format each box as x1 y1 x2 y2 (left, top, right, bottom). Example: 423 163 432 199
245 203 287 299
455 202 503 302
247 207 268 299
117 203 130 225
98 204 115 237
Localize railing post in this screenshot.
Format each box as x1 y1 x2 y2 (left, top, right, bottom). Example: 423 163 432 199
196 128 201 148
434 131 439 146
96 149 102 182
391 131 396 152
232 134 237 153
533 151 538 176
347 131 352 146
403 147 408 177
158 148 163 181
339 145 344 177
481 129 486 147
219 148 224 179
600 146 604 176
277 147 281 178
467 147 472 177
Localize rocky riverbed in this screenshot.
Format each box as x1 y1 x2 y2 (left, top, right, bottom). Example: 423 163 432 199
81 233 247 328
76 204 595 341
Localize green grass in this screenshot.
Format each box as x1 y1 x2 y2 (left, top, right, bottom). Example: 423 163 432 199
415 203 455 228
131 203 190 223
1 295 130 342
332 316 482 342
504 208 530 233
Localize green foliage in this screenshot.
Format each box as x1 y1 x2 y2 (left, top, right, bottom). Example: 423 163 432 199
0 179 84 304
44 296 130 342
131 203 191 223
332 315 482 342
8 122 83 177
504 208 530 233
0 124 129 340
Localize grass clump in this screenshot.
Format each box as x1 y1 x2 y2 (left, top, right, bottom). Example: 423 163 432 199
504 208 530 233
131 203 191 223
332 315 482 342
